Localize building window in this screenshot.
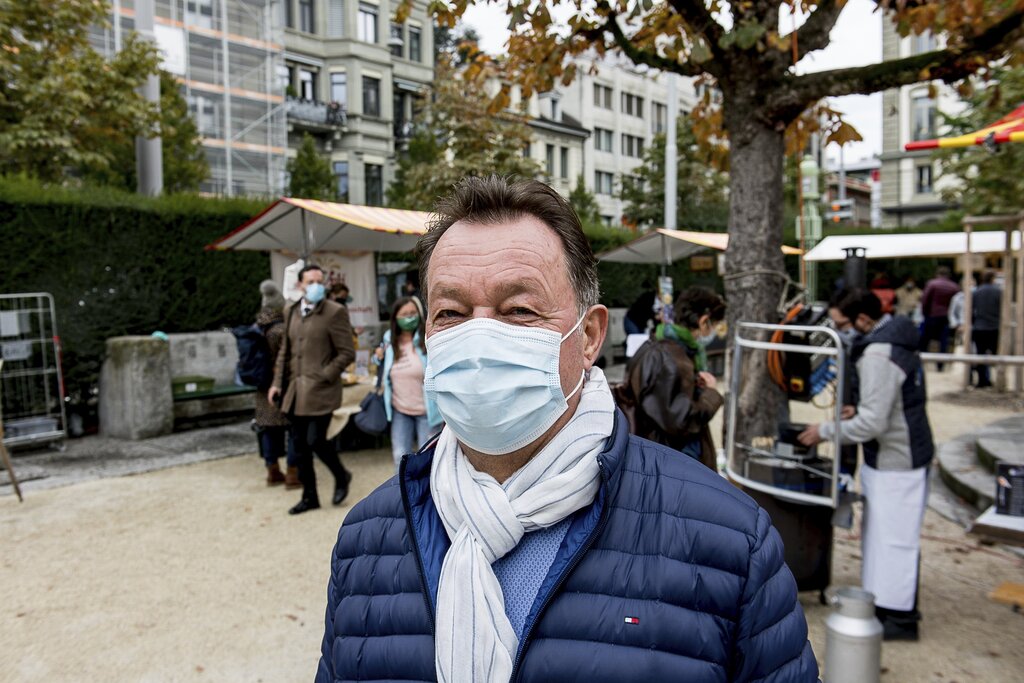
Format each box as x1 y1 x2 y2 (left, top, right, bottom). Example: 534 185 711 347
594 127 613 153
560 146 569 180
911 94 936 141
523 142 531 158
911 31 936 55
545 144 556 176
277 64 292 93
595 170 614 195
408 27 422 62
622 134 644 158
915 163 933 194
188 0 215 28
652 102 667 134
550 97 560 120
298 68 316 100
593 83 612 109
330 72 347 107
281 0 293 29
622 92 644 118
600 215 613 226
362 76 380 116
327 0 344 38
334 161 349 202
298 0 314 33
390 23 403 57
358 3 378 43
365 163 383 206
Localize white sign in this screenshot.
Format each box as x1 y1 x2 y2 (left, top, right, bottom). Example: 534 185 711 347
1 340 32 361
154 25 187 76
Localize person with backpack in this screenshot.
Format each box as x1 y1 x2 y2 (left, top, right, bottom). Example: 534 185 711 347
241 281 300 488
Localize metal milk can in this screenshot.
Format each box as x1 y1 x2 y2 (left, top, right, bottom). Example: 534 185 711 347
824 587 883 683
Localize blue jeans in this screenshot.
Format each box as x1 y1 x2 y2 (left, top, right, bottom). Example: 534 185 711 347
257 425 297 467
391 410 436 469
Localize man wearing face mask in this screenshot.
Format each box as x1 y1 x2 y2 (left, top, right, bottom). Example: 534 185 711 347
314 177 817 682
623 286 726 470
269 264 355 515
800 288 934 641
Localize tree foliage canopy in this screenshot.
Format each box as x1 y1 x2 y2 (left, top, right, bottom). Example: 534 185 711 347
938 65 1024 217
619 115 729 230
0 0 161 182
287 133 337 200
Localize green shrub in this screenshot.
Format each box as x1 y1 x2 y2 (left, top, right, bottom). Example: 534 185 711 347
0 176 270 410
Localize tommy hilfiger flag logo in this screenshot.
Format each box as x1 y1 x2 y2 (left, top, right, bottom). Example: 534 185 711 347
624 616 640 625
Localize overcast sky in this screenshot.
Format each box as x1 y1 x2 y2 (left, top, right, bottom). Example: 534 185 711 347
462 0 884 166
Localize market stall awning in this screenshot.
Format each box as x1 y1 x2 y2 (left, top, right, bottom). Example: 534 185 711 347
206 197 432 254
803 231 1022 262
598 228 802 264
905 103 1024 151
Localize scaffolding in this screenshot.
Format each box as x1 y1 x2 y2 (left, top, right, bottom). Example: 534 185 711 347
96 0 287 197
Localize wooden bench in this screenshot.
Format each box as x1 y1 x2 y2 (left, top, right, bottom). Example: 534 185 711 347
173 384 256 425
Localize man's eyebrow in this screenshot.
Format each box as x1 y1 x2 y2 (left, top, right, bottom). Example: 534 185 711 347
431 279 546 303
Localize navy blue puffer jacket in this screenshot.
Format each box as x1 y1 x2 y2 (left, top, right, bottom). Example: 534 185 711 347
316 411 819 682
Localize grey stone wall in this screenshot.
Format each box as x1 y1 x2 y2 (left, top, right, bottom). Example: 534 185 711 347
99 337 174 440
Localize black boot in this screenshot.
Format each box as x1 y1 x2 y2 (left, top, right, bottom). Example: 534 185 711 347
333 468 353 506
289 498 320 515
877 607 920 642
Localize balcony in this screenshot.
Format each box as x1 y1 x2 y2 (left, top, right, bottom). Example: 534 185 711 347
286 97 347 132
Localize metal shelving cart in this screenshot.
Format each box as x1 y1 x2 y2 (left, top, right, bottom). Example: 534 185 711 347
1 293 67 451
725 321 848 597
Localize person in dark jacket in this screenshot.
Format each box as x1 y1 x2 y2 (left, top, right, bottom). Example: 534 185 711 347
971 270 1002 388
623 281 656 335
623 286 725 470
314 176 817 682
919 266 960 368
252 280 299 488
801 289 934 641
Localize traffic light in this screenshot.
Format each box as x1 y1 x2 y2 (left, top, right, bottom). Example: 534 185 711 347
825 198 854 223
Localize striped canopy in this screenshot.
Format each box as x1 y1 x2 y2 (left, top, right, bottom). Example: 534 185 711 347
905 103 1024 151
206 197 432 255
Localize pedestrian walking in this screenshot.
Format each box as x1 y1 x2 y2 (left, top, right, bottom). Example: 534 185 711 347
268 264 356 515
251 280 299 488
315 176 817 682
800 288 934 641
621 286 725 470
972 270 1002 388
919 266 960 368
374 296 442 469
894 275 922 320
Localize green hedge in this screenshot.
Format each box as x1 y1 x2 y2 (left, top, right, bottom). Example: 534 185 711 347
0 176 270 410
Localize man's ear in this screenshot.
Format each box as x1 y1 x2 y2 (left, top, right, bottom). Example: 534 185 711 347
582 306 609 369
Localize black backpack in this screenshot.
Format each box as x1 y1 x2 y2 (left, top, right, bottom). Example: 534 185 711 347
232 322 278 391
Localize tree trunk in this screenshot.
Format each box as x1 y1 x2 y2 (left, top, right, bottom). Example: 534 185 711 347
722 105 788 448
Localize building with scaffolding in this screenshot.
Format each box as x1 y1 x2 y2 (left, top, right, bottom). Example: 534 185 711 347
94 0 288 197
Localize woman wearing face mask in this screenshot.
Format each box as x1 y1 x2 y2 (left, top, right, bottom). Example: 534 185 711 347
623 286 726 470
374 297 442 469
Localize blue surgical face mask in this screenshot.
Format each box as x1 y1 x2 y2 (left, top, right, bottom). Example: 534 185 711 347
698 331 717 347
304 282 326 304
424 316 586 455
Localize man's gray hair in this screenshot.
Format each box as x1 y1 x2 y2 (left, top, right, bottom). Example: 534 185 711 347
415 175 600 316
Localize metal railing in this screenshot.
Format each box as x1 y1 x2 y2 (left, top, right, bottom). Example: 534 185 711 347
285 97 347 127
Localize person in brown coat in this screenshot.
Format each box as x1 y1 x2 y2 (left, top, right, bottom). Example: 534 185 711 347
622 287 726 471
268 264 356 515
253 280 300 488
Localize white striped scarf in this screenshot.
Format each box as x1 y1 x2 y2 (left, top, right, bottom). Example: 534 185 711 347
430 366 616 683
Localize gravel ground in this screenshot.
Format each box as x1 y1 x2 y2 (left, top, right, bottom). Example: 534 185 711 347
1 367 1022 682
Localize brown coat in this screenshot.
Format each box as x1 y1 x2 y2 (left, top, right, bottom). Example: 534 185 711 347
622 338 723 470
272 299 356 417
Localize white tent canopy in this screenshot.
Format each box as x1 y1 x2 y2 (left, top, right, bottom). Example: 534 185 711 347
207 197 431 255
598 228 801 264
803 231 1023 262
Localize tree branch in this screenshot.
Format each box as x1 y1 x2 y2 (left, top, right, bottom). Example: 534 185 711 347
580 12 708 78
667 0 725 48
794 0 845 61
769 9 1024 121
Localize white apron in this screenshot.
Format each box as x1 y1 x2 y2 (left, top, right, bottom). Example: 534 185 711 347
860 463 929 611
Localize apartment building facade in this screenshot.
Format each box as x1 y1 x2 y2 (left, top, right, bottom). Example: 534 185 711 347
552 56 699 227
96 0 289 197
279 0 434 205
879 26 962 228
